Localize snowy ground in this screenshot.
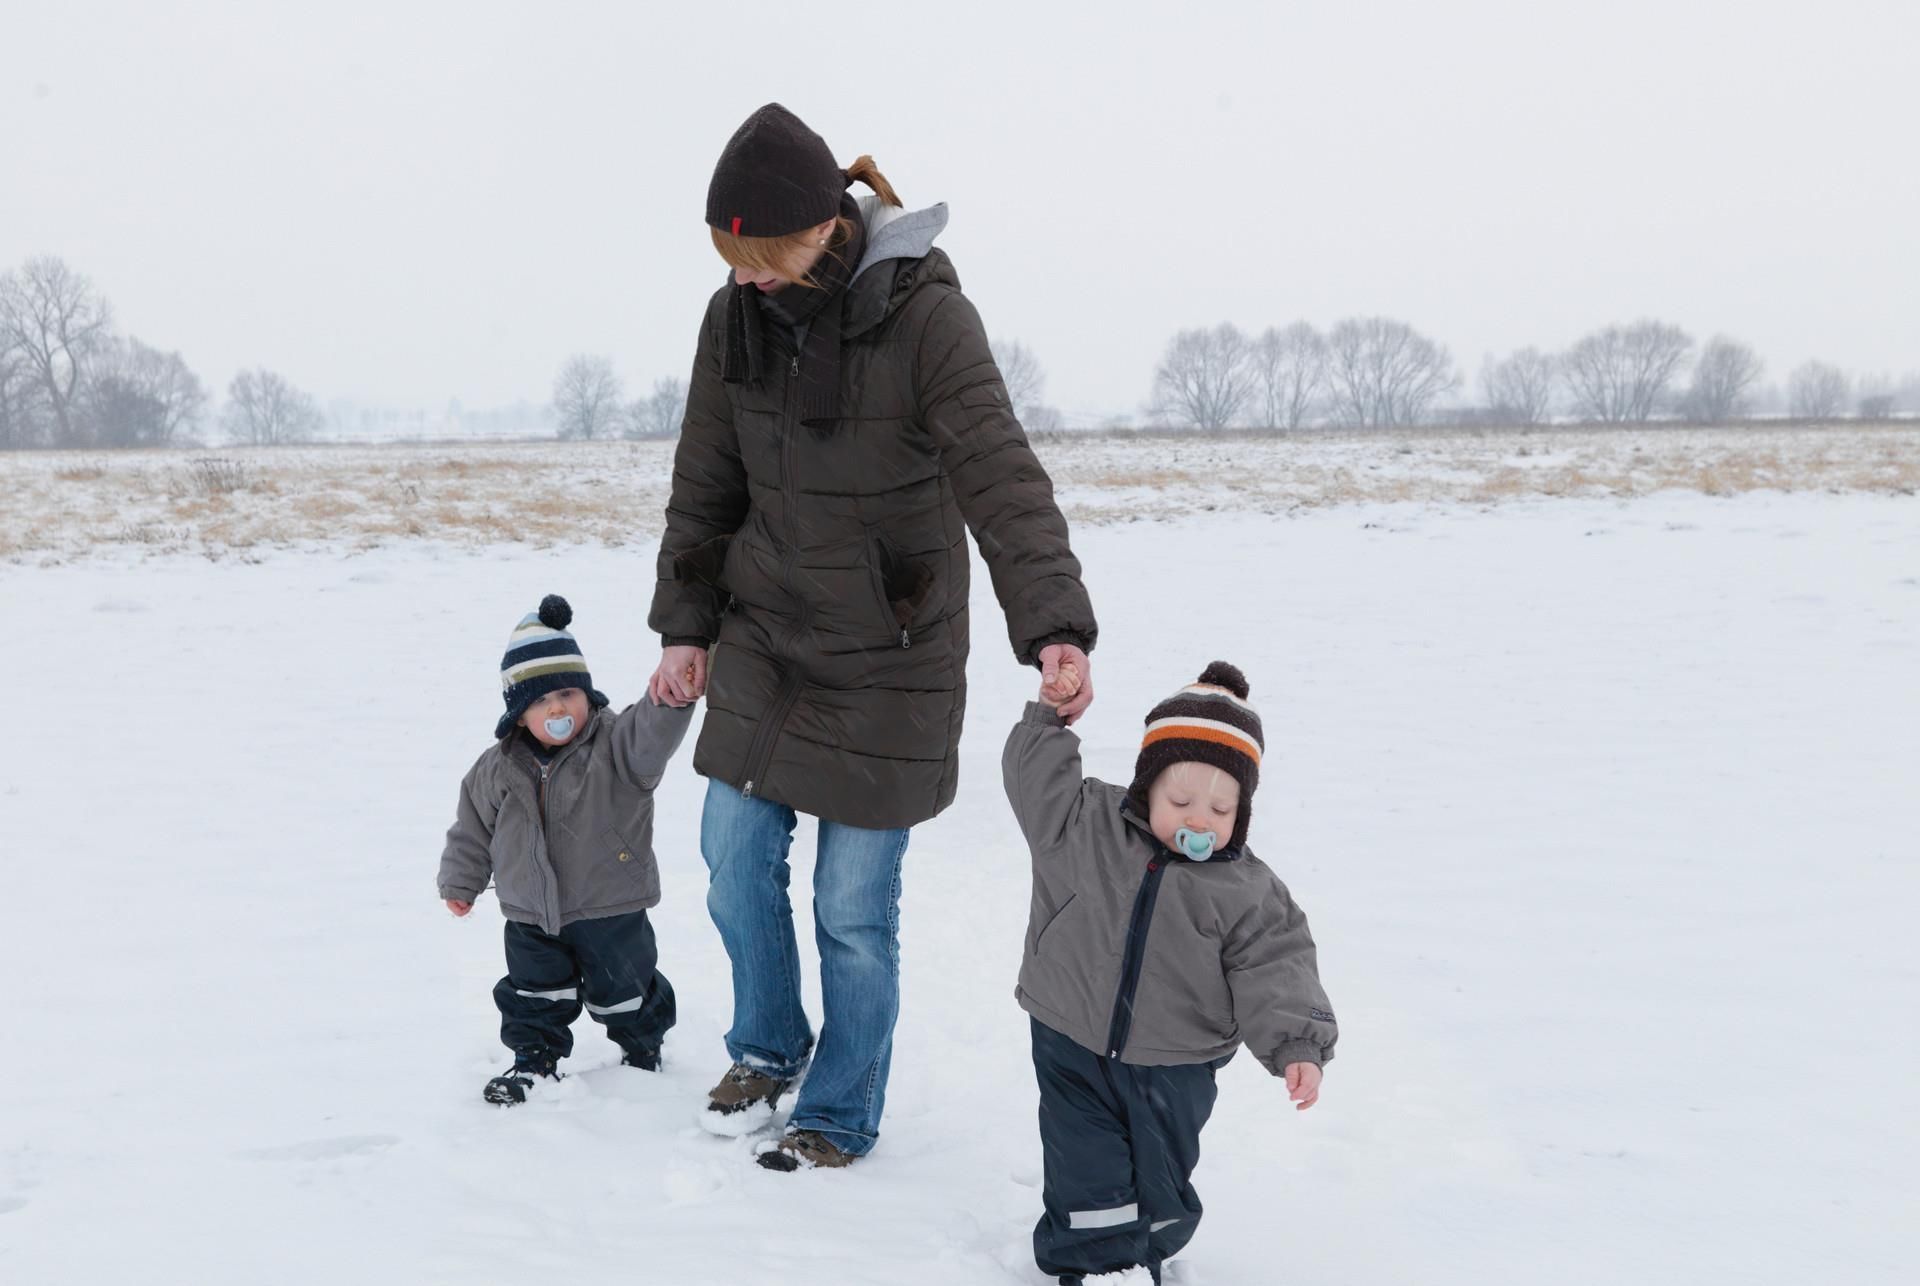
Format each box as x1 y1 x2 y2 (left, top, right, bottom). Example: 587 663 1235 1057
2 492 1917 1284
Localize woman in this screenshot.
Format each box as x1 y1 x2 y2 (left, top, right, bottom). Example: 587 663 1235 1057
649 103 1097 1171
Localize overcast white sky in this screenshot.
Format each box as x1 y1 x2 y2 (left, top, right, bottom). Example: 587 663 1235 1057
4 0 1916 422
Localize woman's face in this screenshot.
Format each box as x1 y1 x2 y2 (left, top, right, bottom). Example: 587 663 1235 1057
730 217 839 293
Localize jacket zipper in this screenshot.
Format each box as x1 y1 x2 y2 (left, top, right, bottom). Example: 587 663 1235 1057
745 352 808 799
740 669 803 798
519 722 590 928
1103 856 1169 1059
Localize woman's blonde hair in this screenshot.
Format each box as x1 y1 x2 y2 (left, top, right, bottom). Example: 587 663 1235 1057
709 155 902 289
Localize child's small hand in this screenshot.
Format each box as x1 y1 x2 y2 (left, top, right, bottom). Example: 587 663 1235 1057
1284 1062 1322 1110
1039 659 1081 707
1037 644 1093 722
444 899 473 917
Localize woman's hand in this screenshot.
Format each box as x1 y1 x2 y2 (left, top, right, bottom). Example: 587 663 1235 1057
1038 643 1093 725
1284 1062 1322 1110
650 646 708 707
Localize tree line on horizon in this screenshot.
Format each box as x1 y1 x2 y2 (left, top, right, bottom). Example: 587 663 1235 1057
1131 318 1913 433
5 254 1914 451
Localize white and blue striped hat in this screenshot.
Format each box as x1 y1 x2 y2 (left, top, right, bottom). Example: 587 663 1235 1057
494 595 609 739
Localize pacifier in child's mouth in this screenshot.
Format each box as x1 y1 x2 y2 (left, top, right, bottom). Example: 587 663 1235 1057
1172 827 1217 861
542 715 576 742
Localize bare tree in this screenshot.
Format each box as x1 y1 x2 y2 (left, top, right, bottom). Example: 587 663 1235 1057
85 373 167 448
990 338 1046 418
0 256 114 446
0 338 48 449
1787 360 1849 420
85 337 208 447
1023 404 1065 434
1561 320 1693 423
990 336 1069 433
1250 322 1325 429
624 376 688 440
553 354 623 441
1683 336 1764 424
1151 323 1256 429
1480 347 1560 426
223 368 324 445
1323 316 1457 428
1858 393 1896 420
1895 371 1920 413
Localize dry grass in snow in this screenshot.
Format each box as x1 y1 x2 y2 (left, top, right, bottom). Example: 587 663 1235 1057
1 422 1914 564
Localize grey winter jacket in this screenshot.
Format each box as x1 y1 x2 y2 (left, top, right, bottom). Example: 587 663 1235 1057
437 699 694 935
1004 703 1338 1075
649 197 1097 831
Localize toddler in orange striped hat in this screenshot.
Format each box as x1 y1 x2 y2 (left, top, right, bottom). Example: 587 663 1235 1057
1007 658 1334 1282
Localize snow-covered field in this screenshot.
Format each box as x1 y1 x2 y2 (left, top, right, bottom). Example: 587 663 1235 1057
3 490 1917 1284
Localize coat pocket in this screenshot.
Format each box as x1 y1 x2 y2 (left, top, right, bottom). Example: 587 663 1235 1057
1030 892 1079 957
488 803 539 914
599 824 660 902
866 529 936 642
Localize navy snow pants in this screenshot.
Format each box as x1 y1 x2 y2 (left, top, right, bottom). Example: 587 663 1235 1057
1031 1017 1222 1285
494 911 676 1064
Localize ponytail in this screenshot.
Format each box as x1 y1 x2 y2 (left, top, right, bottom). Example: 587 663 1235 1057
844 155 902 208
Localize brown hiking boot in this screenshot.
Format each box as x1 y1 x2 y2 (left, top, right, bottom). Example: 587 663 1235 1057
700 1062 796 1136
755 1129 856 1171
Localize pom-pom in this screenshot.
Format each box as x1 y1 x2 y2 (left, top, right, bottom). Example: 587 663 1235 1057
538 594 573 630
1197 660 1249 699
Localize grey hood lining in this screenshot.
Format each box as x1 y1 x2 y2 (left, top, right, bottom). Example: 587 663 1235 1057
853 194 948 282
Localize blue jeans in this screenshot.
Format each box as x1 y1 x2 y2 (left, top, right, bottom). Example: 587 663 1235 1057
701 777 911 1157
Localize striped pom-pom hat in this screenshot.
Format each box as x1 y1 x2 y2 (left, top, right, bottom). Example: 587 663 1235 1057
493 594 610 739
1128 661 1264 851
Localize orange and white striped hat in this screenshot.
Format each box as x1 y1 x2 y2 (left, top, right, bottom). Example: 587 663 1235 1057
1130 661 1264 850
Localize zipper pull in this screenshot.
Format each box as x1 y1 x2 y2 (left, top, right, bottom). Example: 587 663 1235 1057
899 628 911 649
743 779 756 799
790 356 799 376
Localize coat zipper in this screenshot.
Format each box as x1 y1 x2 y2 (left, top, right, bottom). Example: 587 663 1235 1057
1104 855 1170 1060
740 669 804 799
519 722 590 928
745 352 807 799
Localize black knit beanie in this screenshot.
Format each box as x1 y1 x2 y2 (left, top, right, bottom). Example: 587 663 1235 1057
1127 662 1265 852
706 103 846 238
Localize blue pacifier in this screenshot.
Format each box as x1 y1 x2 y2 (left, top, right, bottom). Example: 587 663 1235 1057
542 715 576 742
1173 827 1217 861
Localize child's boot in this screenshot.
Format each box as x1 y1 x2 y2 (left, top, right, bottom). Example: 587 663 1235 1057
483 1052 562 1105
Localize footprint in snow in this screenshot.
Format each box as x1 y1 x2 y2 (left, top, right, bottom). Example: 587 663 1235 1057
239 1133 400 1162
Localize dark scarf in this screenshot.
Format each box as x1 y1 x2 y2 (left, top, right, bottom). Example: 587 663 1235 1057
722 191 867 427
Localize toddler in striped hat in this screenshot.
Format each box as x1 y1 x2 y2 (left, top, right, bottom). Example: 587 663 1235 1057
438 595 696 1106
1005 661 1337 1284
